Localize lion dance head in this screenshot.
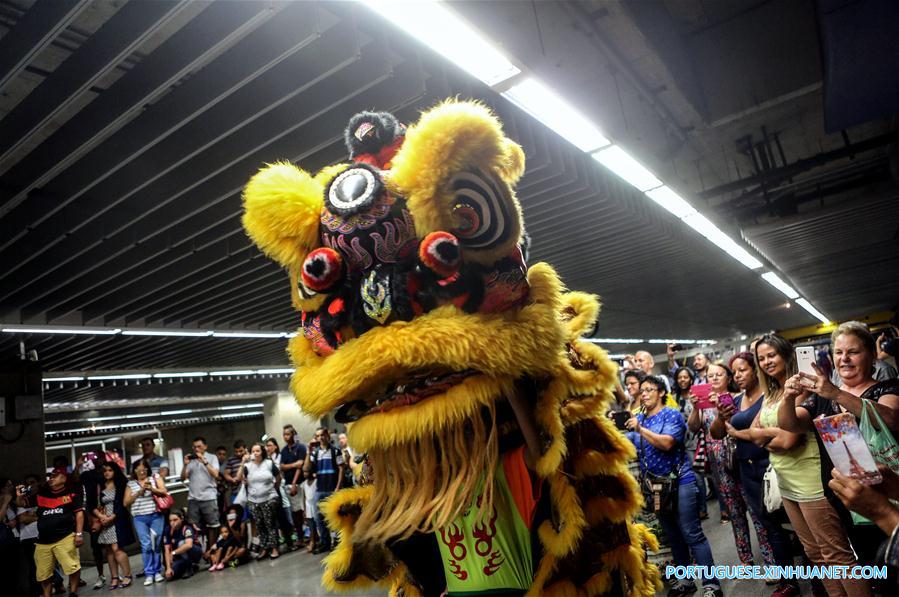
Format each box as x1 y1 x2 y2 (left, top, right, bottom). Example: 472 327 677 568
242 100 659 596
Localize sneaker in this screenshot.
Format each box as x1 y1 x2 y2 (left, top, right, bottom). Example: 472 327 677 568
143 577 154 586
702 586 723 597
667 582 697 597
92 576 106 590
153 574 164 584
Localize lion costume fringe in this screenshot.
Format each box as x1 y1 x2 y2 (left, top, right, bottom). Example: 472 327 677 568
242 100 660 596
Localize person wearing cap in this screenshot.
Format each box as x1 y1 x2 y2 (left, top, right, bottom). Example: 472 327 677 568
17 467 84 597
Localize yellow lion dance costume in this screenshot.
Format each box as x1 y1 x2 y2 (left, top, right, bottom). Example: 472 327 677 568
242 100 660 596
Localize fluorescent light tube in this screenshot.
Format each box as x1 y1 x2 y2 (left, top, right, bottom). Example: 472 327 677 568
254 368 294 374
220 403 265 410
44 376 85 382
160 409 193 415
584 338 644 344
122 330 212 337
761 272 799 299
152 372 208 379
363 0 520 87
211 331 284 338
796 298 830 324
208 370 256 376
503 78 610 152
592 146 662 192
644 186 697 219
680 213 763 270
3 327 121 335
87 373 152 381
648 339 697 344
220 411 264 419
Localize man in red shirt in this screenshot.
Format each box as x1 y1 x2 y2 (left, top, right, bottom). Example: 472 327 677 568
18 467 85 597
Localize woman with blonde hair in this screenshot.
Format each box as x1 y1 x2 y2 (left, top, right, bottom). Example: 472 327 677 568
751 333 869 597
779 321 899 570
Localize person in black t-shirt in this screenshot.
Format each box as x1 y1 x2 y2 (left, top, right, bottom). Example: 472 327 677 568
163 510 202 581
17 467 84 597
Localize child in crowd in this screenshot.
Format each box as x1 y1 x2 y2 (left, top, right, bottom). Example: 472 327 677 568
222 504 250 568
208 526 238 571
302 470 317 553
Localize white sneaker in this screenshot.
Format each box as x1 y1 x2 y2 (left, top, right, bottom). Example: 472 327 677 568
154 573 165 583
92 575 105 590
144 576 154 586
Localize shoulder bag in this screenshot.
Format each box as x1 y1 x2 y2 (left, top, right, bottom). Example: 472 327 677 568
151 475 174 512
639 426 681 515
763 463 782 513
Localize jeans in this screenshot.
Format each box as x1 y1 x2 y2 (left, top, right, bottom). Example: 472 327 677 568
133 512 164 576
657 480 719 587
171 546 202 579
739 457 794 568
315 491 333 549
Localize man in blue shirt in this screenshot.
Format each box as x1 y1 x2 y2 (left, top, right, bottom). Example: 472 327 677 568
302 428 345 553
132 436 170 478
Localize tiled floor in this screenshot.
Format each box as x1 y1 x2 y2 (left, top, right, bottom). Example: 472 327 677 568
76 500 805 596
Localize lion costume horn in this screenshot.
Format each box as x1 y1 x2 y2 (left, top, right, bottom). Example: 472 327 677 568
242 99 660 596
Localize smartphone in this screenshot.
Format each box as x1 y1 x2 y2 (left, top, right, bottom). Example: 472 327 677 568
691 383 714 410
611 411 631 432
717 393 735 410
796 346 816 386
813 413 882 485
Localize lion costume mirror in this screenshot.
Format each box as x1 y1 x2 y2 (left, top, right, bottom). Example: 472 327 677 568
242 99 660 596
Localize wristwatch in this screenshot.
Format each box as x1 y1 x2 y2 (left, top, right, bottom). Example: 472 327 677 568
75 532 83 537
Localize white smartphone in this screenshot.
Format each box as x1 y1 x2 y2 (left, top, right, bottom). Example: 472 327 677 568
795 346 816 385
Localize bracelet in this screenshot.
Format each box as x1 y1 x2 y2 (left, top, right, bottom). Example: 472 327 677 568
75 532 83 536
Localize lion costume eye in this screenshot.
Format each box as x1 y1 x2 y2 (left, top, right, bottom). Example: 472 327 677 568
449 171 512 249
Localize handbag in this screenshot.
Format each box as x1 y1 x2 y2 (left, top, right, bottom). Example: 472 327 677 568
692 433 708 473
88 513 103 533
722 436 737 472
639 433 681 514
849 398 899 525
151 475 174 512
234 482 248 508
763 462 782 513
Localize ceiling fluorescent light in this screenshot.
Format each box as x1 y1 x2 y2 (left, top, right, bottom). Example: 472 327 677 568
796 298 831 324
44 376 85 382
584 338 644 344
153 371 208 379
122 330 211 337
648 339 697 344
211 331 284 338
680 213 763 270
591 146 663 192
644 186 697 219
254 368 294 374
220 411 264 419
87 373 152 381
2 327 120 335
502 78 610 152
761 272 800 299
160 409 193 416
220 403 265 411
363 0 520 87
208 369 256 376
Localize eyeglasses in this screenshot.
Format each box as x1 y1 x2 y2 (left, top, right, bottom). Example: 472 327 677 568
640 388 658 394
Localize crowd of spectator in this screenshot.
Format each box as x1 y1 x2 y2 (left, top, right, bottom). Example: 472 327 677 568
3 320 899 596
0 423 355 595
617 321 899 597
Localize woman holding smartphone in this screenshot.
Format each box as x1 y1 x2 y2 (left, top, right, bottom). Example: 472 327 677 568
780 322 899 571
752 333 869 597
627 375 720 597
712 354 794 596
